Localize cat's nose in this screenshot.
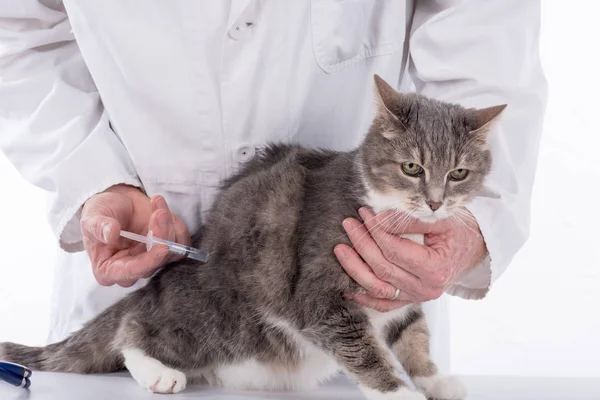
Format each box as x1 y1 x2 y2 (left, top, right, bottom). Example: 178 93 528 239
427 201 442 211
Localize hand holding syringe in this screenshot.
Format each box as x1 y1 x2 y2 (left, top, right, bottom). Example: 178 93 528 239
81 187 200 286
120 230 209 262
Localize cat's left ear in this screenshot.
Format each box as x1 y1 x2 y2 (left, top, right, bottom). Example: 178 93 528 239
373 74 402 122
373 74 411 139
470 104 508 135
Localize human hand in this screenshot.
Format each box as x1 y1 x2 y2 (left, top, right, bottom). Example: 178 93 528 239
335 207 487 312
80 184 191 287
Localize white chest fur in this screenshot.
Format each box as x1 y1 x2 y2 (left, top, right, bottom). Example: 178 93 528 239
211 306 416 392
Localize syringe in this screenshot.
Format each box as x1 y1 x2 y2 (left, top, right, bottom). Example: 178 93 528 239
119 230 209 262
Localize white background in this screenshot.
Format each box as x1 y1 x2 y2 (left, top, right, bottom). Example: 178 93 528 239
0 2 598 377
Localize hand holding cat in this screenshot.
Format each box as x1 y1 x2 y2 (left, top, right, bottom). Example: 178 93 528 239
80 184 191 287
336 207 487 312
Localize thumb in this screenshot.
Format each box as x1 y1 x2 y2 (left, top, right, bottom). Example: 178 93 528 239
148 196 177 242
81 215 121 245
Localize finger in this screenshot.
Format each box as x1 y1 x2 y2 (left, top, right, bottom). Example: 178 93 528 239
102 245 172 285
343 217 386 264
81 215 121 245
149 209 174 239
147 210 177 255
172 214 192 246
343 218 422 296
118 279 138 288
150 195 191 246
335 244 399 299
147 210 182 267
346 293 412 313
342 287 416 303
359 207 446 235
361 210 435 276
151 196 179 241
147 196 177 258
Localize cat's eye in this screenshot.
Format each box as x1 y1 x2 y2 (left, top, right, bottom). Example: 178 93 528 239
401 162 424 177
449 169 469 181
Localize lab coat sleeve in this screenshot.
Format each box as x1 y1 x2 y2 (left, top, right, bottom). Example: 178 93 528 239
407 0 547 299
0 1 142 252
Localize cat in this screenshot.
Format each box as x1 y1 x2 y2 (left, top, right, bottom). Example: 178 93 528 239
0 75 505 400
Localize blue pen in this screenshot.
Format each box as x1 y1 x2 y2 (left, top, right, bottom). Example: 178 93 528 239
0 362 32 379
0 365 30 389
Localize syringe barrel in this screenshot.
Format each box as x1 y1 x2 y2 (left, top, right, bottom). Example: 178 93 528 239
168 244 209 262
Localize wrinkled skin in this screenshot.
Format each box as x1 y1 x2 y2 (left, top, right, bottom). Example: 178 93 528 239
80 184 190 287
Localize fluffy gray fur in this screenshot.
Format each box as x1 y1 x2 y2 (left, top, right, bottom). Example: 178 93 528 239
0 75 505 399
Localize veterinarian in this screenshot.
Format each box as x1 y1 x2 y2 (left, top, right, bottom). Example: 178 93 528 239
0 1 546 372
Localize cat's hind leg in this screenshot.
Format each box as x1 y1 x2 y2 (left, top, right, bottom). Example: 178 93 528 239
386 306 466 400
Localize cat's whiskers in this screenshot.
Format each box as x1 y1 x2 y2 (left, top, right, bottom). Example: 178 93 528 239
378 208 417 249
454 207 477 222
366 209 404 234
328 210 384 244
449 209 479 237
349 209 402 251
384 208 421 250
351 206 420 252
452 207 478 225
380 205 417 236
357 208 401 238
449 214 474 239
394 208 418 238
377 216 406 250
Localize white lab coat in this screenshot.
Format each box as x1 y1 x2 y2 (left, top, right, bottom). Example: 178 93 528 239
0 0 546 372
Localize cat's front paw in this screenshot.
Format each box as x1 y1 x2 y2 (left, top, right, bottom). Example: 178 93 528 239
123 348 187 394
413 374 467 400
147 368 187 394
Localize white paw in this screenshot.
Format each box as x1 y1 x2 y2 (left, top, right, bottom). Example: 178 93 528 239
361 386 427 400
122 348 187 394
414 374 467 400
147 368 187 394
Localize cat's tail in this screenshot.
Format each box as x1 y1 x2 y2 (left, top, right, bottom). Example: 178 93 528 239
0 303 125 373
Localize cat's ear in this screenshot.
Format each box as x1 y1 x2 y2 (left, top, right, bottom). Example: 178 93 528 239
470 104 507 135
373 74 400 120
373 74 406 138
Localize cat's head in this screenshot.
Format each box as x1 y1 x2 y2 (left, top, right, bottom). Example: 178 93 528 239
360 75 506 222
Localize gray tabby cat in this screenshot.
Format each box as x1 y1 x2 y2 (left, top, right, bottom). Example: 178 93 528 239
0 75 505 400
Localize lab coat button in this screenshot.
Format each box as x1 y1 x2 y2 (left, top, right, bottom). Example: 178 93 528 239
236 145 255 162
228 22 254 40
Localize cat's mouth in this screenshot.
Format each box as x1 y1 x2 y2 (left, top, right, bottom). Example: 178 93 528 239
365 188 451 224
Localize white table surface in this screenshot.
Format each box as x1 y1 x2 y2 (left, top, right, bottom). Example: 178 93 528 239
1 372 599 400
